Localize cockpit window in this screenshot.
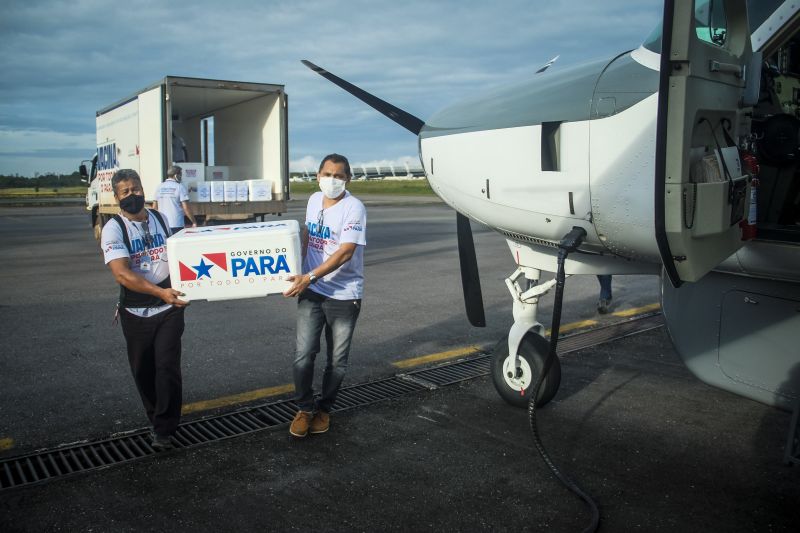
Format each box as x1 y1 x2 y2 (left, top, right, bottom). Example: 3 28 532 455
643 22 662 53
641 0 787 53
695 0 727 47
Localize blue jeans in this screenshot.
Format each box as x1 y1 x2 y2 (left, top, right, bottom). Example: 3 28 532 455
597 275 613 300
293 289 361 412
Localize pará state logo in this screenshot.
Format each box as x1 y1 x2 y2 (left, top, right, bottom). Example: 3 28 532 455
179 253 227 281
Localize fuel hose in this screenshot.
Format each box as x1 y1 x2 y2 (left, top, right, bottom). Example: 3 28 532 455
527 226 600 533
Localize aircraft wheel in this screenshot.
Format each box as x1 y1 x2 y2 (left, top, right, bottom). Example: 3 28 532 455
491 332 561 408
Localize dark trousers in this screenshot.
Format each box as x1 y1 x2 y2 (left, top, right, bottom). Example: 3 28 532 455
119 306 185 436
293 290 361 412
597 275 613 300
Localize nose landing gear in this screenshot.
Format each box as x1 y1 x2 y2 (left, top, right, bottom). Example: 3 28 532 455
491 266 562 408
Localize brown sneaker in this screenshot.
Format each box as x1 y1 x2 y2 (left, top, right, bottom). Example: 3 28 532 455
289 411 313 437
309 410 330 434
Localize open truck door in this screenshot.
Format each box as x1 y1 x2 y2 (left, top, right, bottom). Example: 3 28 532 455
656 0 753 286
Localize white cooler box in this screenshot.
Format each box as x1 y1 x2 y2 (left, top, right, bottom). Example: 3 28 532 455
167 220 301 301
247 179 272 201
223 181 238 202
178 162 205 182
210 181 225 202
194 182 211 202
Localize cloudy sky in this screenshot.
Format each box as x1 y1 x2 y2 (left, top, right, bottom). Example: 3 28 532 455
0 0 662 177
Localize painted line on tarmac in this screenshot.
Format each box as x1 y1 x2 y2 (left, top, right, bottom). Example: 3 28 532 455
611 302 661 317
181 303 662 415
0 438 14 451
182 384 294 415
392 345 484 369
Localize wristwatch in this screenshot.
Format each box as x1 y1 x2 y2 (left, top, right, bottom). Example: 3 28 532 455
307 272 318 284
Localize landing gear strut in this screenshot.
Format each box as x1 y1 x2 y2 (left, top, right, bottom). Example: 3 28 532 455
491 266 562 408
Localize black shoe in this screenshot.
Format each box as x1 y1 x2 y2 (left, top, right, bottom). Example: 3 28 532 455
597 298 611 314
151 433 174 451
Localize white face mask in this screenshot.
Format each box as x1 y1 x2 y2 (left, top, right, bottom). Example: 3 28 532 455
319 176 347 199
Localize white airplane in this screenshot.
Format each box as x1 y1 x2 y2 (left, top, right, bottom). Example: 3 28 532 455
302 0 800 429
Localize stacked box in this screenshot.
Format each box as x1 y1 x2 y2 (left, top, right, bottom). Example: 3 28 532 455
178 162 205 182
205 165 230 181
210 181 225 202
167 220 301 301
195 182 211 202
223 181 238 202
247 179 272 201
185 179 203 202
236 182 249 201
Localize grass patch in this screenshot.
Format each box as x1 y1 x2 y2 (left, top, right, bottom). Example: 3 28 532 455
0 186 86 198
290 179 435 196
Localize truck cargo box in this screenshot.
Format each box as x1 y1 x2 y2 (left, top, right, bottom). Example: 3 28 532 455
87 76 290 236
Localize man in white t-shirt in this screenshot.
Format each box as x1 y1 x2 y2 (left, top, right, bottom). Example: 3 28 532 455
101 169 190 450
152 165 197 234
283 153 366 438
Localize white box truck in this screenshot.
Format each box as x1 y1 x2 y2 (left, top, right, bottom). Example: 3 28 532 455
80 76 289 239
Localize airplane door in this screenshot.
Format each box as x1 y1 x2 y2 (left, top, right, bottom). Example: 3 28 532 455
655 0 752 286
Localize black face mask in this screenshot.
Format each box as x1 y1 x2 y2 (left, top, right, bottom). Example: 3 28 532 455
119 194 145 215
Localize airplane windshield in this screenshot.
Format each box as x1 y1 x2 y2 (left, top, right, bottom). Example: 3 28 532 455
642 0 787 53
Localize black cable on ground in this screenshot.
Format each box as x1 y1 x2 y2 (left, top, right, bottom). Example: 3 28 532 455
527 227 600 533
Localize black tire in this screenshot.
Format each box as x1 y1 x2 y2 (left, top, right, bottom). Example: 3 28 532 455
92 213 101 241
94 213 112 242
491 332 561 408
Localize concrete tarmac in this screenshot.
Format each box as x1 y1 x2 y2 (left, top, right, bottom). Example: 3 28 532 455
2 326 798 532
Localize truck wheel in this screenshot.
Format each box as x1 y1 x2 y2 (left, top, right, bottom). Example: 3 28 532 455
94 213 110 241
491 332 561 408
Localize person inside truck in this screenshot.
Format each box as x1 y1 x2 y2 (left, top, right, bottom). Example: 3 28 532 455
282 153 367 438
100 168 190 451
172 131 188 163
152 165 197 234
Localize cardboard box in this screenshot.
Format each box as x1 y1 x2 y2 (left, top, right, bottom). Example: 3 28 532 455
247 179 272 201
236 182 249 202
223 181 238 202
167 220 301 301
210 181 225 202
205 165 230 181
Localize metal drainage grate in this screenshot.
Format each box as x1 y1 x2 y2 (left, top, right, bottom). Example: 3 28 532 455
407 355 491 387
0 312 663 491
0 377 429 492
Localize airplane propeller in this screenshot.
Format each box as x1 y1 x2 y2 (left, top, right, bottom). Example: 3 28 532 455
301 60 486 327
456 212 486 327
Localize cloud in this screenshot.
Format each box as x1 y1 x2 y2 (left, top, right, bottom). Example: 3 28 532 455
0 0 664 176
289 155 319 174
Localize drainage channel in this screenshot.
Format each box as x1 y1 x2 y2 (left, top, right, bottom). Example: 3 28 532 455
0 312 664 491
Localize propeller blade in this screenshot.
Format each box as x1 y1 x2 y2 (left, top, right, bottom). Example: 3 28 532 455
301 60 425 135
456 212 486 327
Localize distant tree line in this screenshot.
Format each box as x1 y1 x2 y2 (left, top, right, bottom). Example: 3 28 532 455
0 172 84 189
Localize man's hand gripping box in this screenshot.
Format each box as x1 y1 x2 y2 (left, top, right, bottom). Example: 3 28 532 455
167 220 301 301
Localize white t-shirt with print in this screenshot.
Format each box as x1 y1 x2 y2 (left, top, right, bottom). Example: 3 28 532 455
153 178 189 228
304 191 366 300
101 210 172 316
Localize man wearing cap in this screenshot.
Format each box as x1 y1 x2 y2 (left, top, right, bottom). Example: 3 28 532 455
152 165 197 234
